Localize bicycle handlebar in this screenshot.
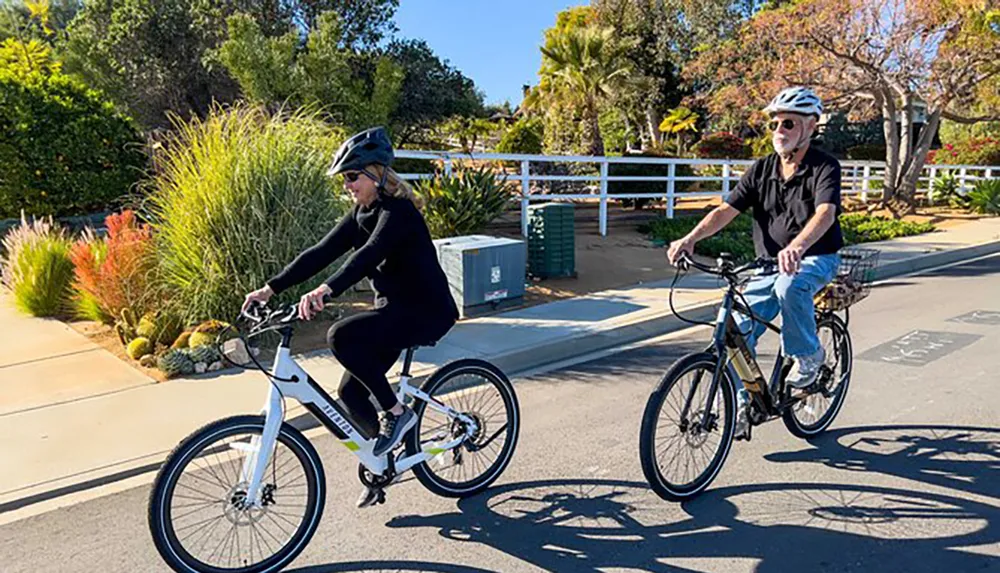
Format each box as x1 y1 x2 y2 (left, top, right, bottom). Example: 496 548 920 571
675 252 776 280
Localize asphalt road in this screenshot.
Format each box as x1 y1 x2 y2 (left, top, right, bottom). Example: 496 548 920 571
2 254 999 573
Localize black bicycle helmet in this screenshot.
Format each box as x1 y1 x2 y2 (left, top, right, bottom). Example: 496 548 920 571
326 126 394 176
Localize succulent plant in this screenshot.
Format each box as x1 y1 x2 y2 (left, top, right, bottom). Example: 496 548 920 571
189 343 220 365
188 331 216 349
126 337 152 360
171 331 192 349
157 348 195 378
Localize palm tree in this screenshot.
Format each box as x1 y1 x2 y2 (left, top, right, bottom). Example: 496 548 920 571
527 26 630 156
658 107 699 155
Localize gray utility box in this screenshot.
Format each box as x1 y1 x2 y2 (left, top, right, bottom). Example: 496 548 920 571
433 235 527 318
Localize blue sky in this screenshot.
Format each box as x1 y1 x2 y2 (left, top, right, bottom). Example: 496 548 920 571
394 0 586 106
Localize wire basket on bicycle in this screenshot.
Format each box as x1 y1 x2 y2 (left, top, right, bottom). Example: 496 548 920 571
814 247 880 312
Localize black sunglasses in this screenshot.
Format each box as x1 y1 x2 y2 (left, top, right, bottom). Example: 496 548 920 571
768 118 798 132
342 170 377 183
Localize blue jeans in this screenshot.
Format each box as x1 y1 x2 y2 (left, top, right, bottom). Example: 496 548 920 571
733 254 840 359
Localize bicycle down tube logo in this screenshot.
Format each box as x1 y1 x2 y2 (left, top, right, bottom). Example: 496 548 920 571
857 330 981 367
321 401 355 435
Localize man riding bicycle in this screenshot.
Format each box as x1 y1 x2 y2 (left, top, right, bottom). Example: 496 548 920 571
666 87 843 436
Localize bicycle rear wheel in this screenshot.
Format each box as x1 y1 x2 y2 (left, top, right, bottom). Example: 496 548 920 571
639 352 736 501
406 359 520 498
783 314 852 438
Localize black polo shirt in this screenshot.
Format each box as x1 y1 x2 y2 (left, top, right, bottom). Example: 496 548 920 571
725 147 844 258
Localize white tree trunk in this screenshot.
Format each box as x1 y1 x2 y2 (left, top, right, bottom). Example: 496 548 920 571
646 107 662 148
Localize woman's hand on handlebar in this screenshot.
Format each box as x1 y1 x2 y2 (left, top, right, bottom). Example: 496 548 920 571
242 284 274 316
298 284 332 321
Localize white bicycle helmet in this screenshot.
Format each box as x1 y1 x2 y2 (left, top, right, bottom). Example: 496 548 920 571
763 87 823 118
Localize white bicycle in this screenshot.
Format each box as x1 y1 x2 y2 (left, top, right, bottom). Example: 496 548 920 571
147 302 520 573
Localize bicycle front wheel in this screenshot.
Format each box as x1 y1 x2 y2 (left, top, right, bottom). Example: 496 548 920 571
148 415 325 573
639 352 736 501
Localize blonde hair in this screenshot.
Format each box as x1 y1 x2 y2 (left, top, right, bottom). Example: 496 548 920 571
368 164 424 210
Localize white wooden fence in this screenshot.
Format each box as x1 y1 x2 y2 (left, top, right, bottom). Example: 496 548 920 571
395 150 998 236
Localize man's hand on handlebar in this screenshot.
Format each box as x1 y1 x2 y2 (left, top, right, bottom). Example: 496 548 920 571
667 236 696 266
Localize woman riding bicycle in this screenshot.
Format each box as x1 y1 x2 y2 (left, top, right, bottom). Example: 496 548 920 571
242 127 459 505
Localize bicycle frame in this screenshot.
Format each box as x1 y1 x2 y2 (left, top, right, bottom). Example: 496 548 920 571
238 328 478 507
686 279 791 431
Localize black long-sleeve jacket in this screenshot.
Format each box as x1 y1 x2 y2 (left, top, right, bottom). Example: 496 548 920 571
267 195 458 320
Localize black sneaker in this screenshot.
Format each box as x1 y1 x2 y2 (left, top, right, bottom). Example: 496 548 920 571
373 407 416 456
356 486 380 509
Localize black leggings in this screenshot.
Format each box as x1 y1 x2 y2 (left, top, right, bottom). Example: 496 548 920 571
327 306 453 435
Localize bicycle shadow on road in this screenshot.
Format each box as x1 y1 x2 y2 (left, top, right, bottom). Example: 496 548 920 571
289 560 496 573
370 478 999 573
766 424 1000 499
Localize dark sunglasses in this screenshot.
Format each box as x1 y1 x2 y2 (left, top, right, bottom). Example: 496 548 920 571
343 170 376 183
768 118 798 132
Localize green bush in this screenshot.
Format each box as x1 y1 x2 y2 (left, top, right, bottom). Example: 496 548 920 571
415 166 516 239
496 117 544 155
0 46 146 219
609 150 695 210
930 138 1000 166
839 214 935 244
748 132 773 159
694 132 750 159
640 212 936 263
0 214 75 317
640 213 756 262
145 105 349 324
967 178 1000 215
846 143 887 161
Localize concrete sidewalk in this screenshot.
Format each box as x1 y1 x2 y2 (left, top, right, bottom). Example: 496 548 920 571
2 216 999 523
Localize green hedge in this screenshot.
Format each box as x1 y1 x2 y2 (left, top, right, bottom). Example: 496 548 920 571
641 213 935 263
0 65 146 219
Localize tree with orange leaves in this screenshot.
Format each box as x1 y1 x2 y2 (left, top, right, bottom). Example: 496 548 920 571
688 0 1000 216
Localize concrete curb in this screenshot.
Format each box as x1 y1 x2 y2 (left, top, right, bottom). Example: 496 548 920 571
490 239 1000 378
871 239 1000 281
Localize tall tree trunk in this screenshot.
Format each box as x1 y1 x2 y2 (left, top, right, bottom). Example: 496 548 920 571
878 88 906 217
897 109 942 209
645 107 662 149
588 97 605 156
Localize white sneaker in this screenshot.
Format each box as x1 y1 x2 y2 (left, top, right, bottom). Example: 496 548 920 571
734 388 751 439
786 347 826 389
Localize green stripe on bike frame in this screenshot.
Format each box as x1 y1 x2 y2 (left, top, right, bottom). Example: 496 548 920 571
342 441 360 451
426 447 445 455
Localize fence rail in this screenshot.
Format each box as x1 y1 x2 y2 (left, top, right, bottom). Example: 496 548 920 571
395 150 998 236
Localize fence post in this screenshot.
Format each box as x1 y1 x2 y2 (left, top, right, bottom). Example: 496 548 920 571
862 164 871 203
666 163 676 219
444 157 453 177
987 167 994 180
599 160 609 236
959 166 968 193
722 162 731 198
852 164 859 194
520 160 530 237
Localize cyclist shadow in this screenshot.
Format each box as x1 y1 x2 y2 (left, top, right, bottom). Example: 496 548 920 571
379 478 998 573
765 424 1000 499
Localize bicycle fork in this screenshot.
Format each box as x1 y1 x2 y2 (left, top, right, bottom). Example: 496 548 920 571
240 382 284 508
